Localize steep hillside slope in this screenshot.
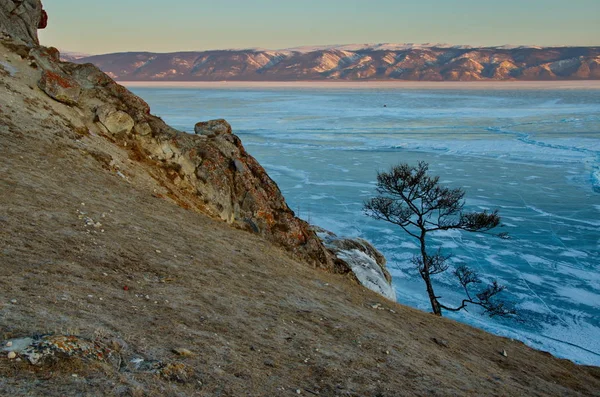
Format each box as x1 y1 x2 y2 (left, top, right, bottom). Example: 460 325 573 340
1 2 600 396
73 45 600 81
3 44 600 397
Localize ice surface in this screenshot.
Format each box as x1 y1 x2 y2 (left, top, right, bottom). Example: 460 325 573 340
132 87 600 366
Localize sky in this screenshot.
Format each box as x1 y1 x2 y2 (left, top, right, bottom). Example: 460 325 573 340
39 0 600 55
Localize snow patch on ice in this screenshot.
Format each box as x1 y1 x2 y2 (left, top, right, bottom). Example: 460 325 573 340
440 241 459 249
521 255 551 266
399 241 418 249
555 287 600 308
559 249 589 259
518 300 552 314
520 273 546 285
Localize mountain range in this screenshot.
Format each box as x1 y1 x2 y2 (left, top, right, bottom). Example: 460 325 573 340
64 43 600 81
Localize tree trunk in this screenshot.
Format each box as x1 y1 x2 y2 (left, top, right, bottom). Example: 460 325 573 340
419 231 442 316
423 271 442 316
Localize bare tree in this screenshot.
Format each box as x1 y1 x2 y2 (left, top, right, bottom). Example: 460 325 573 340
364 162 514 317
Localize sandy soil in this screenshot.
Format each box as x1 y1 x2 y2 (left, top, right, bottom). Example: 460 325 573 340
119 80 600 90
1 43 600 396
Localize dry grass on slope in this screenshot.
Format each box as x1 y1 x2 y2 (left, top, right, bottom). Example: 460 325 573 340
1 46 599 397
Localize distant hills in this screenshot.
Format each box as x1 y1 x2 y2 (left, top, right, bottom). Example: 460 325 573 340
65 43 600 81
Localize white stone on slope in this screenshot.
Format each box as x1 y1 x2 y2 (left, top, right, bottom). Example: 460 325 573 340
335 247 397 301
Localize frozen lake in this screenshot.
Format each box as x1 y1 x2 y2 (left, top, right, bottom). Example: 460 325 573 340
129 86 600 366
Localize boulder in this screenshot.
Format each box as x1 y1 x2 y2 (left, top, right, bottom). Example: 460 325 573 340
39 45 59 61
0 0 44 45
134 121 153 136
96 105 135 135
37 69 81 105
194 119 232 137
27 46 62 72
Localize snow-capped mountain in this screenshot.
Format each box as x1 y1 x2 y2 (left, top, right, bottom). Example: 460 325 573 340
59 50 91 62
66 44 600 81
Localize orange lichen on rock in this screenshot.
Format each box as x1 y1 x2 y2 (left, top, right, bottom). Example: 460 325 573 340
255 210 276 227
43 70 75 88
38 70 81 105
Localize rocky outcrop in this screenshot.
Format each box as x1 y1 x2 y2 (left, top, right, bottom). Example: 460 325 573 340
0 1 344 274
0 0 400 288
148 120 337 269
194 119 232 136
96 105 135 136
316 228 396 300
0 0 44 45
79 78 336 268
38 70 81 105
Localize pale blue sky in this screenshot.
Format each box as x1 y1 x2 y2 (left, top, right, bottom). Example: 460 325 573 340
39 0 599 54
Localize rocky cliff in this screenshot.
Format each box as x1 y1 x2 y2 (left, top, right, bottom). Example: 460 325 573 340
71 45 600 81
0 0 395 290
0 0 44 46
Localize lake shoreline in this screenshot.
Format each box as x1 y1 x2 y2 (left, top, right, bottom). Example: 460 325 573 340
120 80 600 90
